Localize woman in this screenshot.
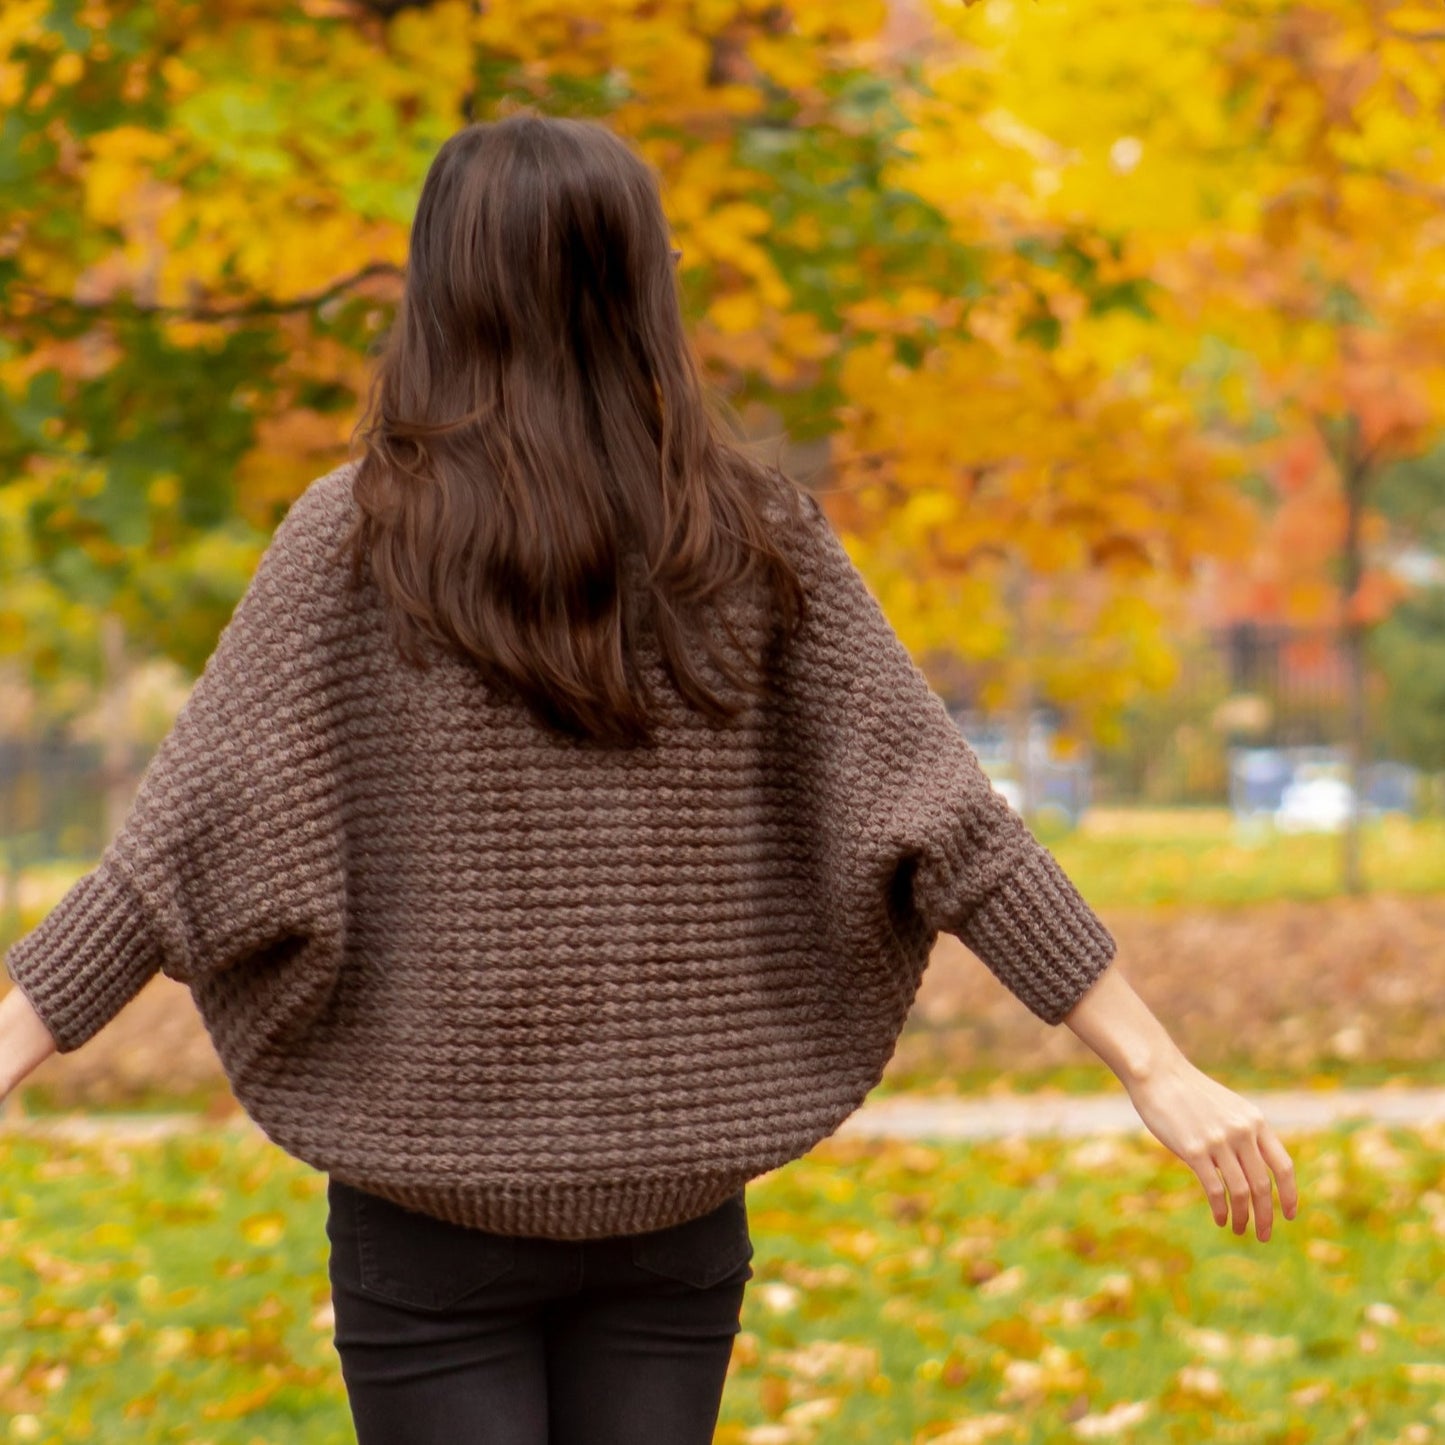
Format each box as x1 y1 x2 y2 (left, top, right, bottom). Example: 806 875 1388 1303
0 112 1296 1444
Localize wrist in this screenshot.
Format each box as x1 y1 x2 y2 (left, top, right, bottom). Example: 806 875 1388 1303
1058 960 1189 1091
0 983 60 1090
1117 1035 1189 1091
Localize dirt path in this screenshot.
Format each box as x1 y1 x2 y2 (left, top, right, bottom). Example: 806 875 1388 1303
6 1085 1445 1147
837 1086 1445 1139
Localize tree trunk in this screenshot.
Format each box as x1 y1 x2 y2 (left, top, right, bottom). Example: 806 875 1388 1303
1339 427 1369 897
1006 556 1036 825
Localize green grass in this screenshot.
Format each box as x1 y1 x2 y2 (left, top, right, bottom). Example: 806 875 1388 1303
11 1082 235 1118
1043 813 1445 908
2 1126 1442 1443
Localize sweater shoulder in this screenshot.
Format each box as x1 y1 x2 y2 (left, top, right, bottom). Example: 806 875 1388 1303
755 472 826 554
274 460 360 560
753 478 861 619
249 460 361 608
762 484 898 651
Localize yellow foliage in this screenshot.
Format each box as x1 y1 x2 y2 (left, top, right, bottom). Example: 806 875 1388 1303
709 291 764 335
5 0 1440 752
387 1 477 111
746 36 822 92
0 0 51 54
82 127 174 228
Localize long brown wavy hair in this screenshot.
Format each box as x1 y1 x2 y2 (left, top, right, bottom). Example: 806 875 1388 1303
342 110 811 747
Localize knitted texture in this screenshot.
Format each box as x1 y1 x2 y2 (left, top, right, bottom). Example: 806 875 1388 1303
4 462 1116 1239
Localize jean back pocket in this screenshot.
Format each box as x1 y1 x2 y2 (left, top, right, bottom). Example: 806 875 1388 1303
337 1178 519 1312
629 1189 754 1289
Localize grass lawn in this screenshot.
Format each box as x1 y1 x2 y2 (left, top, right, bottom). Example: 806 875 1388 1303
2 1125 1442 1444
1044 812 1445 907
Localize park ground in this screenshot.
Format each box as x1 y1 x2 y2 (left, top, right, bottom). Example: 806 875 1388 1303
1 1122 1442 1443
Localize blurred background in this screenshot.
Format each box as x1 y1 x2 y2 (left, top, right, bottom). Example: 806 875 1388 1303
2 0 1443 1105
4 4 1445 1441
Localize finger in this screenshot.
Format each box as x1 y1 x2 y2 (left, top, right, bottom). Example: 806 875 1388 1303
1255 1127 1298 1221
1235 1134 1275 1241
1192 1155 1229 1227
1211 1149 1252 1236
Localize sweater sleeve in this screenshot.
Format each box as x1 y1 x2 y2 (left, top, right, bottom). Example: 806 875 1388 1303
3 475 349 1054
779 490 1116 1027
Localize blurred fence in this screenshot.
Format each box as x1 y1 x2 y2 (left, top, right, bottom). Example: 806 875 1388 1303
0 734 150 936
1 736 115 860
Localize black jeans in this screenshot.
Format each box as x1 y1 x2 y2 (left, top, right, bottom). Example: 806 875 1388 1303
325 1176 754 1445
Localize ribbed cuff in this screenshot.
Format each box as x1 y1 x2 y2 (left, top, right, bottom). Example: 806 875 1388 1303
2 853 162 1054
955 841 1117 1026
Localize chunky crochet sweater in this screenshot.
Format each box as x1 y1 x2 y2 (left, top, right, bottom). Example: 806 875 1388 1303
4 461 1115 1238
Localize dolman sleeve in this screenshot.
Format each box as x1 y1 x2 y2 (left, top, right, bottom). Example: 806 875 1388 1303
3 477 349 1054
779 489 1116 1026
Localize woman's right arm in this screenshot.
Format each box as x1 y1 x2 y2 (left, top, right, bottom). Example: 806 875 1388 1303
1061 963 1300 1243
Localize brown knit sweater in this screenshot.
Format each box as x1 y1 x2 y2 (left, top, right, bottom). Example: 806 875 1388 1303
4 461 1115 1238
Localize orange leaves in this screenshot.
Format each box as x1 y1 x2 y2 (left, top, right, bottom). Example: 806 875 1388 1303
1089 534 1155 577
1274 432 1328 496
1340 355 1435 466
1213 417 1408 632
1344 570 1408 627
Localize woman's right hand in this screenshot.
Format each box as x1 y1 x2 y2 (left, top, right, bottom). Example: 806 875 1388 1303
0 982 59 1109
1125 1053 1298 1242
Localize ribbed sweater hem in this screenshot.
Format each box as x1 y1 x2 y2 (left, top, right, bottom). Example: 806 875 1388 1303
325 1167 758 1239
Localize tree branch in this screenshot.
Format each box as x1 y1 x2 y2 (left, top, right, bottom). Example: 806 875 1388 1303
8 262 404 322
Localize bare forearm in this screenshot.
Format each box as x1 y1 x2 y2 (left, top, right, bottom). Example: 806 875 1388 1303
1061 960 1187 1089
0 983 59 1100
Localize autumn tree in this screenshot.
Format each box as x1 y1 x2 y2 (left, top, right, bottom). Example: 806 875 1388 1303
1174 0 1445 889
829 0 1258 801
900 0 1445 863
